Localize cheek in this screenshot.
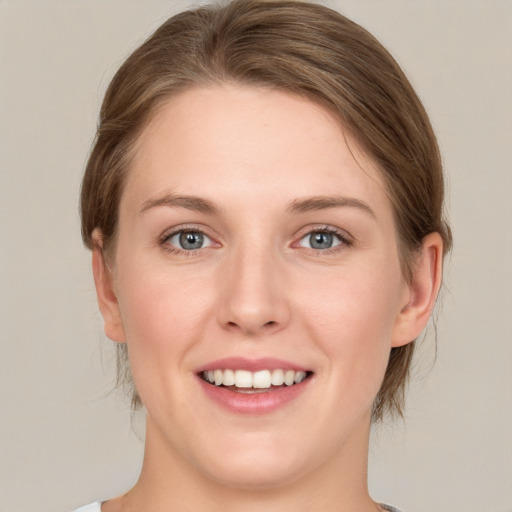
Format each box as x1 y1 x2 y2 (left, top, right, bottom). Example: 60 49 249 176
297 264 403 392
300 262 402 337
113 259 216 369
113 262 217 414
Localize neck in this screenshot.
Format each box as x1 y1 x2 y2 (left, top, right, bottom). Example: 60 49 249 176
109 412 379 512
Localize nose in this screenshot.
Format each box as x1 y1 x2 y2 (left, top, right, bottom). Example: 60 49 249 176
217 245 290 337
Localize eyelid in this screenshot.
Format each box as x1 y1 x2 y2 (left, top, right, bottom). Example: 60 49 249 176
292 224 354 250
168 230 213 249
157 223 353 256
158 224 220 254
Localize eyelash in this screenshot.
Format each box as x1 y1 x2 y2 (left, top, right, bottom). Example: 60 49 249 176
294 225 353 255
158 225 217 257
158 225 353 256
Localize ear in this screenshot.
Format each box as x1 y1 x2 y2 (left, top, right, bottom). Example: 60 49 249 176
91 229 126 343
391 232 444 348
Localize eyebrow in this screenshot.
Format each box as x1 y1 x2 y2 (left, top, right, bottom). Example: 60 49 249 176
139 192 375 219
139 193 220 215
286 195 376 219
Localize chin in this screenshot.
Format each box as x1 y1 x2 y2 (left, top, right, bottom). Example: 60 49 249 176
203 457 306 491
189 431 311 491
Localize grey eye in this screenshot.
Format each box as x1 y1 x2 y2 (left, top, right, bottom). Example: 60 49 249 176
168 230 212 250
299 231 342 250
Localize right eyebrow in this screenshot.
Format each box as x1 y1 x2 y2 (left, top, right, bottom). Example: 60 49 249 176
139 193 220 215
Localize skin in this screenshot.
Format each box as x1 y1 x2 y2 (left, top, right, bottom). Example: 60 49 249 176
93 85 443 512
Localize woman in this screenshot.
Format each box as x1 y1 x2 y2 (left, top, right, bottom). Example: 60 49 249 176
76 1 451 510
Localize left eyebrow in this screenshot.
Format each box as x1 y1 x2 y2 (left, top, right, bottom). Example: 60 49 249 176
286 195 376 219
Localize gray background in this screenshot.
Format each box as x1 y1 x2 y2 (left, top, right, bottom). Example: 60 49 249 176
1 1 511 511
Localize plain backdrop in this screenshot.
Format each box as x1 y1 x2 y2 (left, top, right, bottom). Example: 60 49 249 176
1 1 511 511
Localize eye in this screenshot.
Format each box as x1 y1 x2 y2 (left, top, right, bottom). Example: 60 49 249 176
165 230 213 251
297 229 347 250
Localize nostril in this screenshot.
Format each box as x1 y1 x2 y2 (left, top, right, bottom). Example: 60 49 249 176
224 320 277 332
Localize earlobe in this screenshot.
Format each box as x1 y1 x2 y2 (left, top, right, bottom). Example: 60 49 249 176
91 229 126 343
391 232 444 348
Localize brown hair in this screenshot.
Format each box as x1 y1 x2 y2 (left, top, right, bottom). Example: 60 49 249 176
81 0 452 420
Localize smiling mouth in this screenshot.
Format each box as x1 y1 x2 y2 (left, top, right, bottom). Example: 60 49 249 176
200 369 313 393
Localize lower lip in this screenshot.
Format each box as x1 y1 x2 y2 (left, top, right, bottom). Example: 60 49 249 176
197 377 311 414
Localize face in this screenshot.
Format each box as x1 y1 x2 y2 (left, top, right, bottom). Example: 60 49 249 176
96 85 422 490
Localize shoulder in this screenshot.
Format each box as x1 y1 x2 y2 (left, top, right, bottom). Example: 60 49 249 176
71 503 102 512
71 501 400 511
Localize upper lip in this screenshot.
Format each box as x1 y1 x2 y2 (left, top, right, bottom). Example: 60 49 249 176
196 357 310 373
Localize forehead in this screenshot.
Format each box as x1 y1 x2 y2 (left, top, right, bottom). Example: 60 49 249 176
124 85 391 218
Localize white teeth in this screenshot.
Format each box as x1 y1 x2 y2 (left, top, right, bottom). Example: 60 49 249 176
223 369 235 386
253 370 272 389
202 368 308 388
234 369 252 388
294 371 306 383
284 370 295 386
271 369 285 386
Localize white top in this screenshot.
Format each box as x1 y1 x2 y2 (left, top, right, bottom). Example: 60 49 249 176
72 504 102 512
382 505 402 512
72 502 402 511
